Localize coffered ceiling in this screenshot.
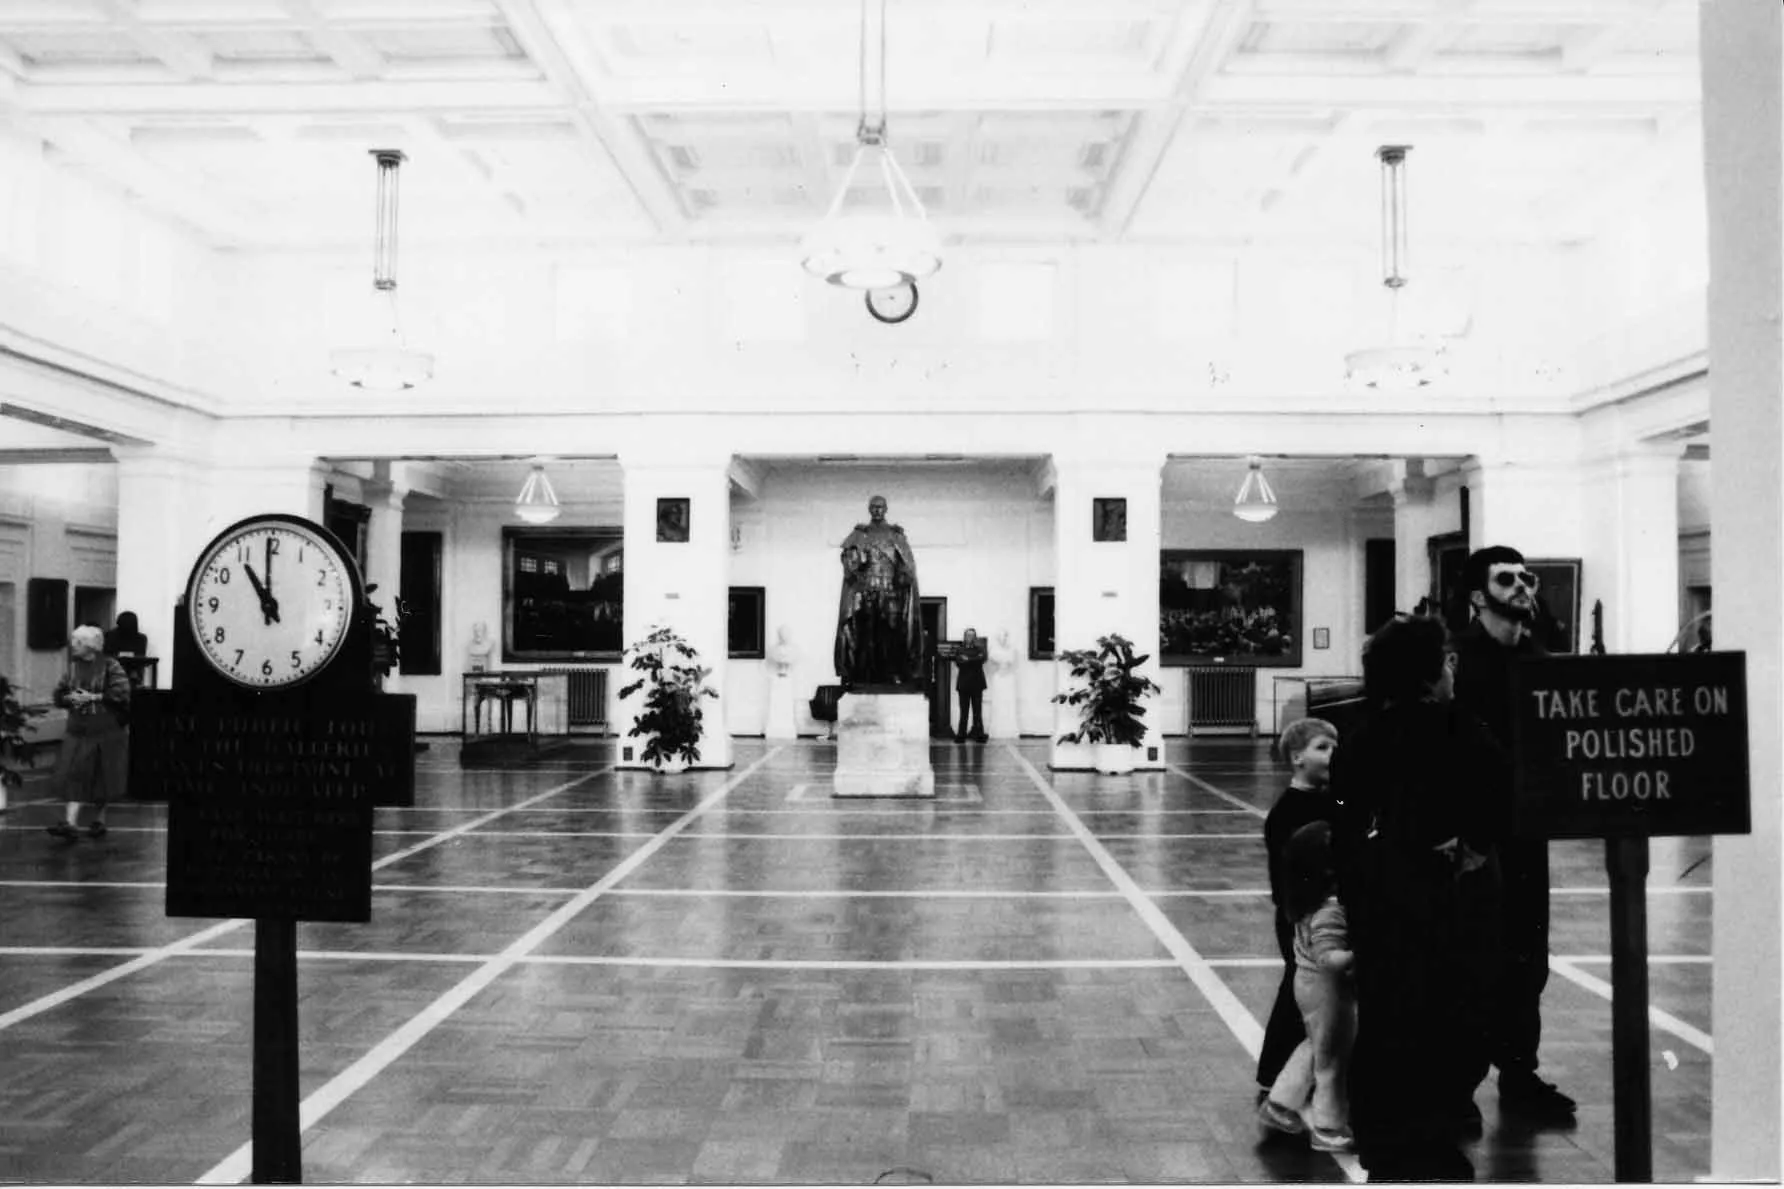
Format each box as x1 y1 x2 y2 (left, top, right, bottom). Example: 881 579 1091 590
0 0 1704 252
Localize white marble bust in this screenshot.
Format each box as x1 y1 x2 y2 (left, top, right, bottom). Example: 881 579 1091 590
767 625 799 675
467 621 493 672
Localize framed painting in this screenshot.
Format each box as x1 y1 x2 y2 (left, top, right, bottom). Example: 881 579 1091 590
503 526 625 662
728 586 766 659
1159 550 1303 667
656 497 690 543
1028 586 1055 660
1526 558 1582 654
1092 498 1127 543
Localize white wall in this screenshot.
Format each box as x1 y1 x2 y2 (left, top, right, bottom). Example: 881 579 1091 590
1158 503 1389 737
728 464 1057 737
0 464 119 701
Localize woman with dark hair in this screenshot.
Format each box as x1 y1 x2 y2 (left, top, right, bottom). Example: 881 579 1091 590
1332 615 1507 1181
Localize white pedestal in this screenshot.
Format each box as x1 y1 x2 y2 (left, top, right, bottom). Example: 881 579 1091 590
833 692 935 798
765 669 798 740
987 673 1019 739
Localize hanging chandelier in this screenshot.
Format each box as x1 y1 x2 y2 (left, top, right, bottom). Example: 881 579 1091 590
329 149 434 391
797 0 941 292
1233 457 1279 523
1344 145 1445 391
514 463 561 525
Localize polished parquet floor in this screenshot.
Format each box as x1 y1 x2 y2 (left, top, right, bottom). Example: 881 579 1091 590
0 738 1714 1184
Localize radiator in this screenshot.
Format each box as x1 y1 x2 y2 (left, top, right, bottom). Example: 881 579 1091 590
535 666 609 729
1186 666 1258 735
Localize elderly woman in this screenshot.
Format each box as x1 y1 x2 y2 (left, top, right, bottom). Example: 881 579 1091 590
45 624 132 841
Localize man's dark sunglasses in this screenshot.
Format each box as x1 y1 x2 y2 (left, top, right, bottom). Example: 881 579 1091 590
1492 569 1540 590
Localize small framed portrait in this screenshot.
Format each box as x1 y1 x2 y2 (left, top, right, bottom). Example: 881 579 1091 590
1092 497 1127 543
1312 627 1331 651
656 497 690 543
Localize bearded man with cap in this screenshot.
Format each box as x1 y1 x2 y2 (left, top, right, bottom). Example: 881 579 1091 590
1452 545 1577 1127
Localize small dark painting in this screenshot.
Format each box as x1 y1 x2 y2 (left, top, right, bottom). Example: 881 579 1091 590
656 498 690 543
1093 498 1127 543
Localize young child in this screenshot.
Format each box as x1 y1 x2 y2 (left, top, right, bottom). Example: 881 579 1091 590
1255 717 1341 1103
1259 820 1357 1152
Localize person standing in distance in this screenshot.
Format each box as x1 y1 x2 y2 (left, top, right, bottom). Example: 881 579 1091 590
1452 545 1576 1125
953 628 988 743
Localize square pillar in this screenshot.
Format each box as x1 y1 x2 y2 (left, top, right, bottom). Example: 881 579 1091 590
113 447 209 687
1048 449 1166 770
1582 445 1686 653
363 477 408 691
618 451 733 769
1703 0 1782 1177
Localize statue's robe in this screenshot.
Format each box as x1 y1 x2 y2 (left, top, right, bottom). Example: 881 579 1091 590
834 520 923 688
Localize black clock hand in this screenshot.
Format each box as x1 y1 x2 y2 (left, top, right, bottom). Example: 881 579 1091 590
242 562 281 625
264 538 274 602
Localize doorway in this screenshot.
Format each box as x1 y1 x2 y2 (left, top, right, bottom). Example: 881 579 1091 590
920 596 951 738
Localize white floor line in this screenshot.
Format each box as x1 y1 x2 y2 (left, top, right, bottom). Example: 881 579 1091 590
1164 763 1269 818
368 768 609 870
189 948 488 964
0 918 247 1033
195 748 780 1186
1551 885 1714 896
370 883 580 896
1008 745 1364 1184
1555 954 1711 965
1548 956 1714 1054
523 955 1180 971
0 879 167 890
1 946 158 957
604 887 1128 899
1147 888 1272 897
0 768 609 1037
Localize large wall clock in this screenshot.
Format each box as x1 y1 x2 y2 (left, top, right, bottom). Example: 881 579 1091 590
184 513 363 690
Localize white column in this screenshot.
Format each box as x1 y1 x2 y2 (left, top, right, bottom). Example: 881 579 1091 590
112 447 209 687
618 450 733 769
1704 0 1782 1178
363 477 408 691
1390 479 1435 615
1584 445 1685 653
1048 448 1166 770
203 455 327 528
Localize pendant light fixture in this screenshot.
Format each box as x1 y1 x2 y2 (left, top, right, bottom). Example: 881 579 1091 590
1232 457 1279 524
330 149 434 391
798 0 941 293
514 462 561 525
1344 145 1444 391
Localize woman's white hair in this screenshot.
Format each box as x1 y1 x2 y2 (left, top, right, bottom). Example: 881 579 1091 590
70 624 105 651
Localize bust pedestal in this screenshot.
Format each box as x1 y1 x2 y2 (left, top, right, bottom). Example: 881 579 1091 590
833 692 935 798
765 667 798 739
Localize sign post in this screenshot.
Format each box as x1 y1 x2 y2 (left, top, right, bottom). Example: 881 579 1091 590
1511 651 1749 1184
128 514 415 1185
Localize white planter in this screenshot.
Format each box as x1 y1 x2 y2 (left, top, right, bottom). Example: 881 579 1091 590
650 751 691 774
1094 743 1139 775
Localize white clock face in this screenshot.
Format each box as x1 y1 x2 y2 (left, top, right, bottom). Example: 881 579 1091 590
188 519 358 689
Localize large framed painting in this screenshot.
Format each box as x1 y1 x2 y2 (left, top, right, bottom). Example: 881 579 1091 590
1159 550 1303 667
1527 558 1582 654
503 526 625 662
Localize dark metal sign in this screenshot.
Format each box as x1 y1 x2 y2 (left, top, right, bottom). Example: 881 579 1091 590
129 691 415 922
1509 651 1749 839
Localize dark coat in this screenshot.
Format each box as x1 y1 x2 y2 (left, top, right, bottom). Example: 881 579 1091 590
954 641 987 694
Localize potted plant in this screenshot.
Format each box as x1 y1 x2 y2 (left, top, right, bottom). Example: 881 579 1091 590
618 625 719 772
366 585 404 690
1 673 44 813
1052 633 1163 775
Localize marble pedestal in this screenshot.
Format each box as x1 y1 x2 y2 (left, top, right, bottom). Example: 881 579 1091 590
833 692 935 798
765 670 798 739
987 674 1019 739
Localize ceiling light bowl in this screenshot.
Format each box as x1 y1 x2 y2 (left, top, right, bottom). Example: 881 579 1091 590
800 212 942 290
329 345 435 392
1344 344 1446 392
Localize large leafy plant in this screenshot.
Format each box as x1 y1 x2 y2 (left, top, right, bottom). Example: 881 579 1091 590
1 673 43 794
618 626 719 767
1052 633 1163 747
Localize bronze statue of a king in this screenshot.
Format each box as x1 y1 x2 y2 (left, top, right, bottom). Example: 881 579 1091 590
834 495 923 690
